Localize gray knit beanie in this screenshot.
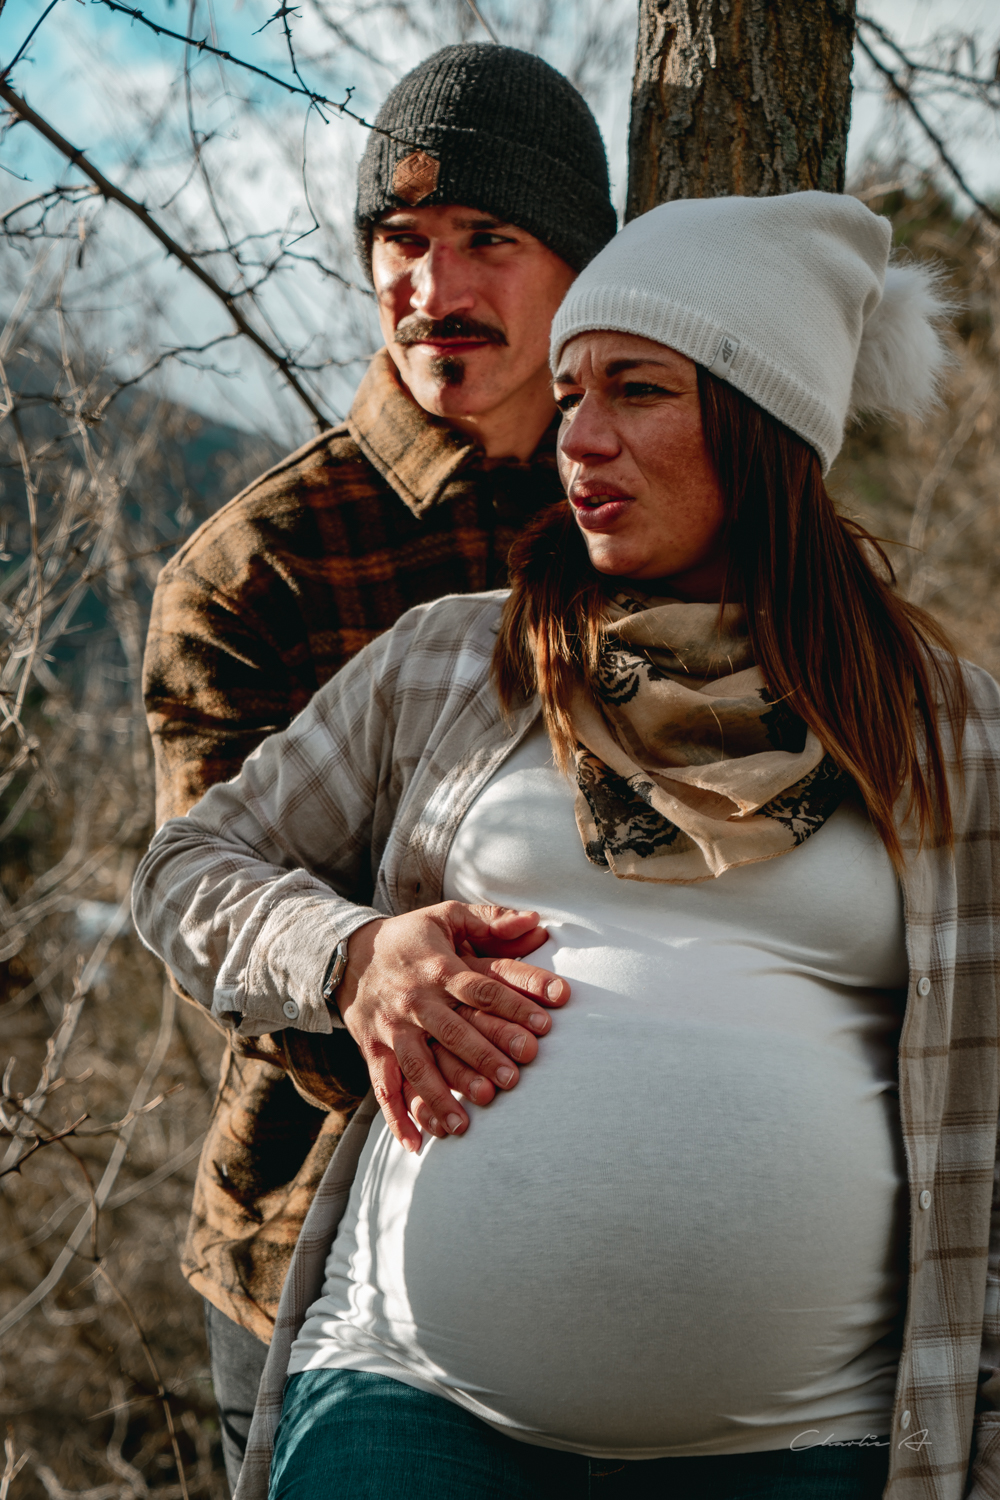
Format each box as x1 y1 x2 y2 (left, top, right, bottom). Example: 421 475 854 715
550 192 953 472
354 43 617 279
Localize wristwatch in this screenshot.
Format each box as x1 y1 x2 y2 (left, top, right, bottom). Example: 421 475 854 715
321 938 351 1006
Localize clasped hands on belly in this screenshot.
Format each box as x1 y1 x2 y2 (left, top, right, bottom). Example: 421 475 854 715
335 902 570 1154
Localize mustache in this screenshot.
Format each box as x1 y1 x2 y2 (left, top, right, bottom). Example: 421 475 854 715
394 315 508 348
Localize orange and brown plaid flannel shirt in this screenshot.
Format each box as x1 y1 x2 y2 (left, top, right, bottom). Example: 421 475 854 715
142 350 562 1340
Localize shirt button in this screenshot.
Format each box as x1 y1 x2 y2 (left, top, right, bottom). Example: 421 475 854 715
919 1190 932 1211
917 976 931 997
901 1410 912 1429
282 999 299 1020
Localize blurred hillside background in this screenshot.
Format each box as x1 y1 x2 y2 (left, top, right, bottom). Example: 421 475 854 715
1 0 998 1496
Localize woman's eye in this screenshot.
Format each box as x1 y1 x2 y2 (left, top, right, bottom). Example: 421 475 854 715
555 393 582 413
622 382 672 399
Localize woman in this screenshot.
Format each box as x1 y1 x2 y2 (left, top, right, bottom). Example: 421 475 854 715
134 192 1000 1500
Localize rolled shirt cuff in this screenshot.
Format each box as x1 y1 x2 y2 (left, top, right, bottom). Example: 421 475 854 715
212 895 384 1037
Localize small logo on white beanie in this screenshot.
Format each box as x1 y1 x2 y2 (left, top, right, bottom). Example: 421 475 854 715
708 334 740 378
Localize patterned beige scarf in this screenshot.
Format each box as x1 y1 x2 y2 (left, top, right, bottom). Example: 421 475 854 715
569 594 849 882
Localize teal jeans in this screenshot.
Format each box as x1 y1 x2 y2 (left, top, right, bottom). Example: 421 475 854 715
270 1370 891 1500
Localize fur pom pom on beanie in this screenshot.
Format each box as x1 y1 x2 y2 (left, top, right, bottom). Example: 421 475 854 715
549 192 953 472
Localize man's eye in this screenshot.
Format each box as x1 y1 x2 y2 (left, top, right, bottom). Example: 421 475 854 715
381 233 426 248
555 392 581 412
470 232 516 247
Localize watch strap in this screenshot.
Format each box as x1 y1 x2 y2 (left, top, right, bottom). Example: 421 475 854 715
321 938 351 1004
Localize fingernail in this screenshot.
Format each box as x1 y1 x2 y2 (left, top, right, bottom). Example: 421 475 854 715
529 1011 549 1031
428 1117 441 1133
546 981 562 1000
403 1137 417 1154
509 1033 527 1060
446 1113 464 1134
469 1078 490 1103
496 1066 515 1087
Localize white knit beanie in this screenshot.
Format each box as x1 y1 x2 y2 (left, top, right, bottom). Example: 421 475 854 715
549 192 952 472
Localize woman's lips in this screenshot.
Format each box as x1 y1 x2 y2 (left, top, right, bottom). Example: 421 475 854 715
569 493 633 530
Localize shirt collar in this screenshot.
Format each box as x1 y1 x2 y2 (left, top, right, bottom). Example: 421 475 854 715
346 348 558 516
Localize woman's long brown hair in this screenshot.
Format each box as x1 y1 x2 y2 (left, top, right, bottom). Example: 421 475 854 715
493 365 968 868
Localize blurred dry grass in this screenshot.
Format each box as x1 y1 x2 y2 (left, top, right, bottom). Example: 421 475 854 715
0 181 998 1498
0 955 227 1500
833 179 1000 677
0 300 274 1497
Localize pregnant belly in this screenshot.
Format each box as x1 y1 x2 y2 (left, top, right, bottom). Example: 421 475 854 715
321 993 904 1455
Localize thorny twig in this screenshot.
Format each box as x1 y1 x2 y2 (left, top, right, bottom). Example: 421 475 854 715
256 4 316 105
89 0 420 147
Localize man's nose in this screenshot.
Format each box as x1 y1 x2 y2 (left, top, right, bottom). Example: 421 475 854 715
559 394 620 463
408 244 477 319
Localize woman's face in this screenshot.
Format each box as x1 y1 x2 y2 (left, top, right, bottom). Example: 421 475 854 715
554 332 727 599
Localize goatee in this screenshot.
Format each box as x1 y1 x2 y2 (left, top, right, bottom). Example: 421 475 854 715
429 354 466 387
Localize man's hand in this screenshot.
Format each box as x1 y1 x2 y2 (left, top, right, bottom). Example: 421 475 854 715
336 902 569 1153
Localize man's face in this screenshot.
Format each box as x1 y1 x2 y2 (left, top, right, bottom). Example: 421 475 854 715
371 205 577 423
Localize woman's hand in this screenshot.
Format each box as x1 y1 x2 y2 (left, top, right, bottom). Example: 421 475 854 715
335 902 570 1153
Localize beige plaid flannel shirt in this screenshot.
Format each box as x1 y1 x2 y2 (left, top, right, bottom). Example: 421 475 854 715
133 593 1000 1500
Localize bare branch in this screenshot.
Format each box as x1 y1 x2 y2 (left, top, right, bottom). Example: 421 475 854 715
188 232 371 296
464 0 501 46
0 81 335 429
0 982 178 1340
92 1265 190 1500
0 0 64 83
1 1432 30 1500
0 1116 90 1181
855 27 1000 229
90 333 243 414
858 14 1000 100
1 185 96 240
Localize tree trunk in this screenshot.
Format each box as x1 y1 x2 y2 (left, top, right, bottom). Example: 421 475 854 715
626 0 856 221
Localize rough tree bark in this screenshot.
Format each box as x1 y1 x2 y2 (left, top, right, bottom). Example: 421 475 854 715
626 0 857 219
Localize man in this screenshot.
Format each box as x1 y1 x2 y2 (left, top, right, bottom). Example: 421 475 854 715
142 41 616 1493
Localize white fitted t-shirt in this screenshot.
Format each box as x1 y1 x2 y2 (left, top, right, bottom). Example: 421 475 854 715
289 722 909 1458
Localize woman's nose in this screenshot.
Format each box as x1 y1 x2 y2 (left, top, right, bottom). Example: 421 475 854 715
558 394 621 463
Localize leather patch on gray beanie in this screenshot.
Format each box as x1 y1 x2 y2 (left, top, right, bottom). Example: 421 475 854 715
355 42 617 278
392 150 441 206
